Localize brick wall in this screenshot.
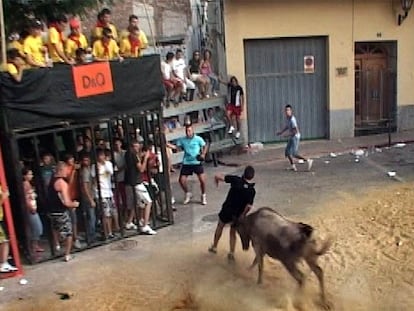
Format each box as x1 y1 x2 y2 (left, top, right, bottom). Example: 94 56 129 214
79 0 191 40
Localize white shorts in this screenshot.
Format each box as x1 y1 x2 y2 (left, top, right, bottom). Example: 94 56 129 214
190 73 202 81
126 183 152 209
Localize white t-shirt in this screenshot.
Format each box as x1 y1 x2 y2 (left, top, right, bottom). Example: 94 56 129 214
161 61 172 80
172 58 186 80
91 161 113 199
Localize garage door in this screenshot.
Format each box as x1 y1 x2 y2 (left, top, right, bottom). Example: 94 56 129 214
244 37 328 143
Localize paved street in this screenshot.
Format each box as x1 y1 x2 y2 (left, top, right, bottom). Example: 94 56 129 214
0 130 413 311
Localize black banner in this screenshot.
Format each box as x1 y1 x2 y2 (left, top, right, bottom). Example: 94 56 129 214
0 55 164 130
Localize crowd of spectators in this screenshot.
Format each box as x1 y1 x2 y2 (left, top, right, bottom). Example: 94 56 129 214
2 8 148 81
8 124 163 264
3 7 224 108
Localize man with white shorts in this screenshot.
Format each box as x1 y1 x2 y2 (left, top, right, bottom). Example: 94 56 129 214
124 138 156 235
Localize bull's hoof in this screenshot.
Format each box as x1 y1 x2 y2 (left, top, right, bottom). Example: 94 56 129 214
317 298 333 311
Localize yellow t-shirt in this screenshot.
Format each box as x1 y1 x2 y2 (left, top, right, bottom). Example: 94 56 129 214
120 38 140 58
120 29 148 56
23 35 45 65
65 34 89 58
92 24 118 41
48 27 65 63
8 41 24 57
92 39 119 60
7 63 18 75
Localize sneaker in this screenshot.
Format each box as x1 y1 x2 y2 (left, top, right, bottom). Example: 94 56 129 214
183 192 192 205
171 196 176 205
74 240 82 249
208 245 217 254
228 126 235 134
0 262 18 272
205 94 210 99
213 92 219 97
289 164 297 172
235 132 241 139
307 159 313 171
227 253 235 261
125 222 138 230
141 225 157 235
64 255 75 262
55 244 61 252
108 233 115 239
201 194 207 205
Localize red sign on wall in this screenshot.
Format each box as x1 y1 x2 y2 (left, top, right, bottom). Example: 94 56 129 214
72 62 114 98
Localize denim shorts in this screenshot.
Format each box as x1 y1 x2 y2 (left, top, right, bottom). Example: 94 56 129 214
285 135 300 157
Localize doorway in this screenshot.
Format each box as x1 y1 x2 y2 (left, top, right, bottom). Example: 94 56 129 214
354 42 397 135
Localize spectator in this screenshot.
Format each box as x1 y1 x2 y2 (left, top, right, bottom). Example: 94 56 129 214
65 18 89 60
172 49 196 102
223 76 244 139
22 168 44 255
23 19 48 68
91 149 120 240
39 153 55 194
113 138 127 224
74 48 88 65
0 185 18 273
120 26 141 58
63 154 81 249
5 48 25 82
188 50 210 99
47 15 74 65
120 14 148 56
92 27 123 62
79 136 93 160
48 161 79 262
124 139 157 235
92 8 118 42
167 124 208 205
161 52 183 105
7 32 25 58
200 49 220 97
79 154 96 243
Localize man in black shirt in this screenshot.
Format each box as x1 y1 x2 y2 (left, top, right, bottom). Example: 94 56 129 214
124 139 156 235
208 165 255 261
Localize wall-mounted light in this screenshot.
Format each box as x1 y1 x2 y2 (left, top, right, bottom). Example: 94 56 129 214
398 0 413 25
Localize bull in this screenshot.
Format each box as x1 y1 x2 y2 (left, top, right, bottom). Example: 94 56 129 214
236 207 331 307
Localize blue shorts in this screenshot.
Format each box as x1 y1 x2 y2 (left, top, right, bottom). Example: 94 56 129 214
285 135 300 157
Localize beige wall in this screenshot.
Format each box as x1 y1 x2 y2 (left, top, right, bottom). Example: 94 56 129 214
224 0 414 137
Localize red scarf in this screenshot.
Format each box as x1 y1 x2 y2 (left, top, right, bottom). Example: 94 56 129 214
49 23 64 42
69 34 81 48
96 20 106 28
128 35 140 56
102 39 110 56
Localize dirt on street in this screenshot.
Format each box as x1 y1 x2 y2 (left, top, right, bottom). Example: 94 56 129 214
2 182 413 311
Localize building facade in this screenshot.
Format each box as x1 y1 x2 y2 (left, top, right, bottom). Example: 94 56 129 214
223 0 414 142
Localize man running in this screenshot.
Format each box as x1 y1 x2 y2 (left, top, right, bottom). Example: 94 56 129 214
277 104 313 172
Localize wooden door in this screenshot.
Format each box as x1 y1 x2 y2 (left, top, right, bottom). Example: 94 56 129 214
355 44 389 127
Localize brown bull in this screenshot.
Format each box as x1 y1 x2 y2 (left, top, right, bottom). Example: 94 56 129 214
236 207 331 305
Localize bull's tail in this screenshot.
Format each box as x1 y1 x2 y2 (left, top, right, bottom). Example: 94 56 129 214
314 236 332 256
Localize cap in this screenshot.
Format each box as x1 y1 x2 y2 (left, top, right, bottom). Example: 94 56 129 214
69 18 80 29
29 19 43 29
